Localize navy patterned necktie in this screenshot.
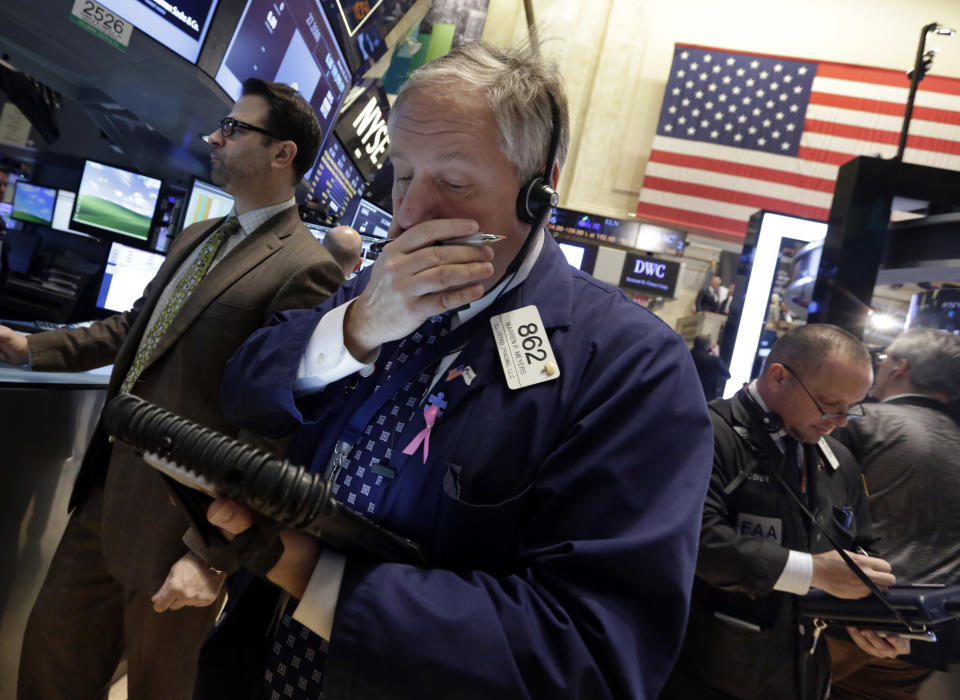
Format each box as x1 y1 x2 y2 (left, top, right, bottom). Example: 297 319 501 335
264 314 450 699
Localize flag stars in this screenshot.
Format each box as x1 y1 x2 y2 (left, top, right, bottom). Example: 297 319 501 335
771 129 781 138
786 123 796 131
714 111 723 120
704 54 713 62
712 65 722 73
676 69 686 78
798 66 808 75
757 137 767 146
708 83 718 91
691 108 701 117
750 59 760 69
759 70 769 79
705 101 714 109
700 119 710 128
710 130 719 138
734 133 743 142
736 67 746 76
699 72 708 81
668 105 677 114
775 111 785 120
726 57 736 65
687 126 696 135
690 62 699 70
724 123 734 131
781 142 791 150
685 80 694 88
732 86 742 94
770 82 779 90
664 124 673 132
680 50 689 59
672 87 681 96
678 116 687 124
755 89 765 97
722 75 732 84
783 74 793 83
762 118 772 128
746 78 755 87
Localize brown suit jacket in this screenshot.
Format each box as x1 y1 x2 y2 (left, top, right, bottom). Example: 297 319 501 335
28 205 344 592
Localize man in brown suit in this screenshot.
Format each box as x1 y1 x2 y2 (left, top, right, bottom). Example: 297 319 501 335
0 78 344 699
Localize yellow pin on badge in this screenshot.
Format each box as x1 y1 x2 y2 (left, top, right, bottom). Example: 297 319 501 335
543 361 557 376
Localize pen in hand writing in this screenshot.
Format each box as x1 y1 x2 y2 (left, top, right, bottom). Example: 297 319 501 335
369 232 506 254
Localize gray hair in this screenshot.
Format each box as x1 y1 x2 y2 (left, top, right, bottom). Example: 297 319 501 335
886 328 960 398
765 323 871 376
389 40 570 183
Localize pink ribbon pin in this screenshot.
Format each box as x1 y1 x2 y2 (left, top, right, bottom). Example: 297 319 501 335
402 404 438 463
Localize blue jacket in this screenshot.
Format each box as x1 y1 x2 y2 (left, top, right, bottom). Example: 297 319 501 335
215 235 714 699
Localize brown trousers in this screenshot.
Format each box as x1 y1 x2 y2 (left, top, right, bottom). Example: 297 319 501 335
17 486 223 700
827 636 933 700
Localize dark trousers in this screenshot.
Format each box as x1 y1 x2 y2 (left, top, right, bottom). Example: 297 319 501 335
17 485 223 700
827 636 933 700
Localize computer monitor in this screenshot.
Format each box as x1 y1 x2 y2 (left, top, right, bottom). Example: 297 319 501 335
71 160 163 247
51 190 95 238
556 240 598 274
215 0 350 150
11 182 56 226
181 178 234 229
348 199 390 239
99 0 220 63
306 135 364 218
95 241 166 313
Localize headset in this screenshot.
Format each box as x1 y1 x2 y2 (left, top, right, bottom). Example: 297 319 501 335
488 92 562 292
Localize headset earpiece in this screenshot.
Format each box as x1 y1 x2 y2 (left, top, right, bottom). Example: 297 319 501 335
760 411 784 432
516 175 559 224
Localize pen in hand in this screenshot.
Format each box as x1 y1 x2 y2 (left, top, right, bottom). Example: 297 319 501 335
369 232 506 254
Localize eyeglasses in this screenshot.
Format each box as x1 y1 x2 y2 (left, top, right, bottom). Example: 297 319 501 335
780 363 864 421
215 117 285 141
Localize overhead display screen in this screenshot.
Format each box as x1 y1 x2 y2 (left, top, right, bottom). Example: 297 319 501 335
306 135 364 218
619 252 681 298
549 207 640 248
100 0 220 63
216 0 350 146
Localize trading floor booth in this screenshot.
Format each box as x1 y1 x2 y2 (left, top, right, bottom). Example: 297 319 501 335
0 364 110 694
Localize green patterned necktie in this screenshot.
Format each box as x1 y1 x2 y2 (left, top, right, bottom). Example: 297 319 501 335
119 216 241 394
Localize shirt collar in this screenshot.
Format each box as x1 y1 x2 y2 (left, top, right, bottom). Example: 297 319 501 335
747 380 790 449
454 230 545 327
229 197 297 235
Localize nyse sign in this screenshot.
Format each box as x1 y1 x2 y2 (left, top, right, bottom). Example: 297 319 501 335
619 252 680 298
335 89 390 180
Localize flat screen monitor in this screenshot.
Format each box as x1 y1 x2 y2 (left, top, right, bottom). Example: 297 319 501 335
619 252 681 298
51 190 95 238
215 0 350 150
71 160 163 247
318 1 416 79
0 202 22 231
348 199 390 239
99 0 220 63
11 182 56 226
306 135 364 218
95 241 166 313
181 178 234 229
557 240 598 274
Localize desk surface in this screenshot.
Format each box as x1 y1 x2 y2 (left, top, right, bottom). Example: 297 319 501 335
0 362 112 389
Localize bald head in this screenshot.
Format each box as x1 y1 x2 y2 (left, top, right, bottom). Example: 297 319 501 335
323 225 363 277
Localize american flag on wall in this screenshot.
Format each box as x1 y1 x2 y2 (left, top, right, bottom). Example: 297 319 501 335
636 43 960 238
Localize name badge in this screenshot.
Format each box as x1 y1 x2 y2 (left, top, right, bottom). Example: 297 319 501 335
817 437 840 471
490 305 559 390
737 513 782 544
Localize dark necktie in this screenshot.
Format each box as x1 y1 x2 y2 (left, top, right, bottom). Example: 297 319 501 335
782 435 804 493
264 314 450 699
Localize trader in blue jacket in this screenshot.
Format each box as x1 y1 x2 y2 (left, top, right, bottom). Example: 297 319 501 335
199 40 714 700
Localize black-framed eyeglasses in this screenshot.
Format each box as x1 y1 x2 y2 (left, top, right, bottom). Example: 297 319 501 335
216 117 285 141
780 363 865 421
